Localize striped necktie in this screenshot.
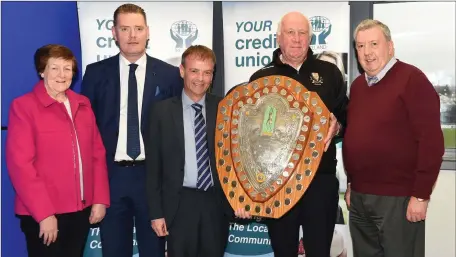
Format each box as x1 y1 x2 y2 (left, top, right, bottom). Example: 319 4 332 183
367 76 379 86
192 103 213 190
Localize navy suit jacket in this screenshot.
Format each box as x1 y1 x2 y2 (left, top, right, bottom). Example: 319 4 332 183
81 54 183 171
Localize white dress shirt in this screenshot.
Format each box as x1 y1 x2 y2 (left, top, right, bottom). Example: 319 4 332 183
115 54 147 161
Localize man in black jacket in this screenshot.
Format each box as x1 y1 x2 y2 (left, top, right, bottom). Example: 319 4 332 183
146 45 232 257
236 11 348 257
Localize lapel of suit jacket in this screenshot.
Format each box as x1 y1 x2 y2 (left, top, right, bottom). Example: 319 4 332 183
109 54 121 128
142 55 158 131
171 96 185 161
205 94 217 176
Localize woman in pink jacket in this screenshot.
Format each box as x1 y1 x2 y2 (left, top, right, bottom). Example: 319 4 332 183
6 44 110 257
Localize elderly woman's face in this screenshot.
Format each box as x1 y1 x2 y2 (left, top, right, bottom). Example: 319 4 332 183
42 57 73 96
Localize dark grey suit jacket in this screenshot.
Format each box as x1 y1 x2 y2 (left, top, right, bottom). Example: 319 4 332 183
145 92 233 227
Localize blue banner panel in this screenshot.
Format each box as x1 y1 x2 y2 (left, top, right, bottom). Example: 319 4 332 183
1 131 27 257
1 1 82 126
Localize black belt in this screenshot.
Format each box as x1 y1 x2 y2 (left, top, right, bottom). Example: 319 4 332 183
114 160 145 167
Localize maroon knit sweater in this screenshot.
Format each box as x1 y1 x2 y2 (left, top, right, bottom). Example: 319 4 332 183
343 60 444 199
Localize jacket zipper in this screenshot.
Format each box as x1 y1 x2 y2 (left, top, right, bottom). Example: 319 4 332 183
71 119 85 207
70 130 80 207
64 102 85 208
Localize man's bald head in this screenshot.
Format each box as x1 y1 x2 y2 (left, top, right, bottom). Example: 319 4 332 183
276 11 313 67
277 12 313 40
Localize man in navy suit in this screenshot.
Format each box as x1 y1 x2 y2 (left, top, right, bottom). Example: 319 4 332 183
81 3 182 257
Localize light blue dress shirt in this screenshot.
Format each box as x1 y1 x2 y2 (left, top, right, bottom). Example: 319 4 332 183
181 90 213 188
365 57 398 86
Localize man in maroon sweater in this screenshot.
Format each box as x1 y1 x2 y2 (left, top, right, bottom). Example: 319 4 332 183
343 19 444 257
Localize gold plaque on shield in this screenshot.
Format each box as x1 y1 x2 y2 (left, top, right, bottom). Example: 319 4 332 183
215 75 331 219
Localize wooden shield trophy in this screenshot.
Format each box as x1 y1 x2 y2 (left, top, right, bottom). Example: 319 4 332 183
215 75 331 219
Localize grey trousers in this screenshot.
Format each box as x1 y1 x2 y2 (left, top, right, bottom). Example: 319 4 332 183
349 190 425 257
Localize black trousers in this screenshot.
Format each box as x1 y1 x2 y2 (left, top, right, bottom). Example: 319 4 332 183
167 187 230 257
349 190 425 257
19 207 91 257
266 173 340 257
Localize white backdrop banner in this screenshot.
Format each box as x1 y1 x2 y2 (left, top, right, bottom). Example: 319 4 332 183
222 1 349 94
77 1 213 75
77 2 213 257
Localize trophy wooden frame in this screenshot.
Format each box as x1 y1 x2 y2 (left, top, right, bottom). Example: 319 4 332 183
215 75 331 219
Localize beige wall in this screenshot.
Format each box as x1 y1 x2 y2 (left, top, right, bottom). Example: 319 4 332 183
426 170 456 257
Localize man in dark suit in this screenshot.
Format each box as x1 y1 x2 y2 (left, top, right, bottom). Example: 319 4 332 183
145 45 232 257
81 4 182 257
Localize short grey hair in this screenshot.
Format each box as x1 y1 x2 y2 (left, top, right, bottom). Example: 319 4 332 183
354 19 392 41
276 13 313 41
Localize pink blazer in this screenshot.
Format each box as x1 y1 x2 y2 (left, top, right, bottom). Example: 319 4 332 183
6 80 110 222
